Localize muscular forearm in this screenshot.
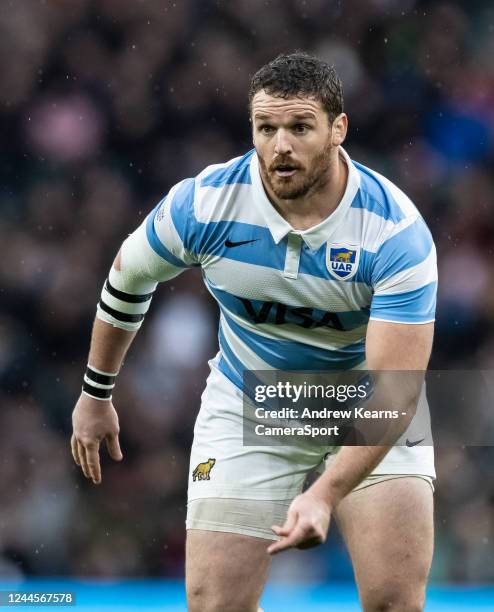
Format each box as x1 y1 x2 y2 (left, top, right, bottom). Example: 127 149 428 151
309 445 389 507
309 405 418 507
309 321 434 509
309 379 423 507
87 318 137 373
72 315 131 484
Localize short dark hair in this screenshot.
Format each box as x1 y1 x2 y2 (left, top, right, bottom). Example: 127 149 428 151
248 52 344 123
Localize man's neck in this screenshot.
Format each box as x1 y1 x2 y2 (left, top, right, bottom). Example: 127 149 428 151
264 152 348 232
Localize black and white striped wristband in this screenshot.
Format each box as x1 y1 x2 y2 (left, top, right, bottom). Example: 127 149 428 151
82 365 119 401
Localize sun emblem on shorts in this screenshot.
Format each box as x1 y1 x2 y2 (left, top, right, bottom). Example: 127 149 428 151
192 458 216 481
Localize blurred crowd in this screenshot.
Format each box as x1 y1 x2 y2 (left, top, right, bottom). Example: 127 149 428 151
0 0 493 584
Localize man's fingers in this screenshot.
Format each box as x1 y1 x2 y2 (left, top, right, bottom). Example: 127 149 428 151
296 535 324 550
70 435 80 466
268 524 307 555
106 434 123 461
272 507 298 537
77 440 100 484
85 442 101 484
77 441 90 479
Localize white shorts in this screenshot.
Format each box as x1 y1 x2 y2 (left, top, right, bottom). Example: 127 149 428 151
187 357 435 536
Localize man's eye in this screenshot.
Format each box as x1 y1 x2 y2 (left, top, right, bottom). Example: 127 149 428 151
293 124 309 133
259 125 275 134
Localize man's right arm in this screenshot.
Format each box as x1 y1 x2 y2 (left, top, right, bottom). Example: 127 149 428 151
71 236 158 485
71 316 133 485
71 189 196 484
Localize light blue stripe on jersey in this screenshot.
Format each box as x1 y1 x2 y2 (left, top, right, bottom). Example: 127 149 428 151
299 242 374 284
195 222 287 270
200 151 254 187
371 218 434 284
167 176 289 267
161 208 374 285
221 309 365 371
218 326 248 389
218 355 243 390
298 242 361 282
146 201 189 268
370 281 437 323
218 331 283 406
167 178 197 254
352 161 406 223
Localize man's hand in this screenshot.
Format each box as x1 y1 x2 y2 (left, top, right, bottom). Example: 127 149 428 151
71 394 123 484
267 492 331 555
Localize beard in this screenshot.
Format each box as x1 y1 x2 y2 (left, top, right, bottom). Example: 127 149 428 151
258 141 333 201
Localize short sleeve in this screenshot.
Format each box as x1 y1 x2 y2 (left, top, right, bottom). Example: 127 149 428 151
145 177 200 271
370 217 437 324
96 179 201 331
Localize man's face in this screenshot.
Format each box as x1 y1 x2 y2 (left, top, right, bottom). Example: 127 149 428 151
251 91 346 201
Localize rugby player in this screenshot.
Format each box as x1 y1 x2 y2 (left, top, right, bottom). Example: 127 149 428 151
71 53 437 611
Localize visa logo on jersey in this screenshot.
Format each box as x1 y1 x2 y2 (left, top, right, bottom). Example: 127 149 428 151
326 245 360 280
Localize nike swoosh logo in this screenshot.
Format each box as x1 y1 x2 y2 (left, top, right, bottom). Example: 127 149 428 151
224 238 259 248
405 437 425 447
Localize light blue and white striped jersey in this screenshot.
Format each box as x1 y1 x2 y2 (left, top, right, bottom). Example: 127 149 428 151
144 147 437 390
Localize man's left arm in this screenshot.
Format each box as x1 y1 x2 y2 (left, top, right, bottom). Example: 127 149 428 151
268 320 434 555
268 213 437 555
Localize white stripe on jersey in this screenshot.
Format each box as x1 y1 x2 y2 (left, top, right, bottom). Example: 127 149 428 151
366 166 419 219
220 313 274 371
381 214 420 244
203 257 373 313
195 183 262 226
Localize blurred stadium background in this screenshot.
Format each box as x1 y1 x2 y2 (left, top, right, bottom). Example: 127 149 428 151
0 0 493 609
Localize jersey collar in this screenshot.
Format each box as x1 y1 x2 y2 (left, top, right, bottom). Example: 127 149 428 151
250 146 360 251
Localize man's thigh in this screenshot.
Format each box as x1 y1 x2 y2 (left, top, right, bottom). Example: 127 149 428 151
335 476 434 612
185 364 323 610
186 529 270 612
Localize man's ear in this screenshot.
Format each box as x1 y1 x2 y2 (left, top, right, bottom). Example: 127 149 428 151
331 113 348 146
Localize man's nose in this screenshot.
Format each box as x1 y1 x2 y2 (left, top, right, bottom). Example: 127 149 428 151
274 129 293 155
